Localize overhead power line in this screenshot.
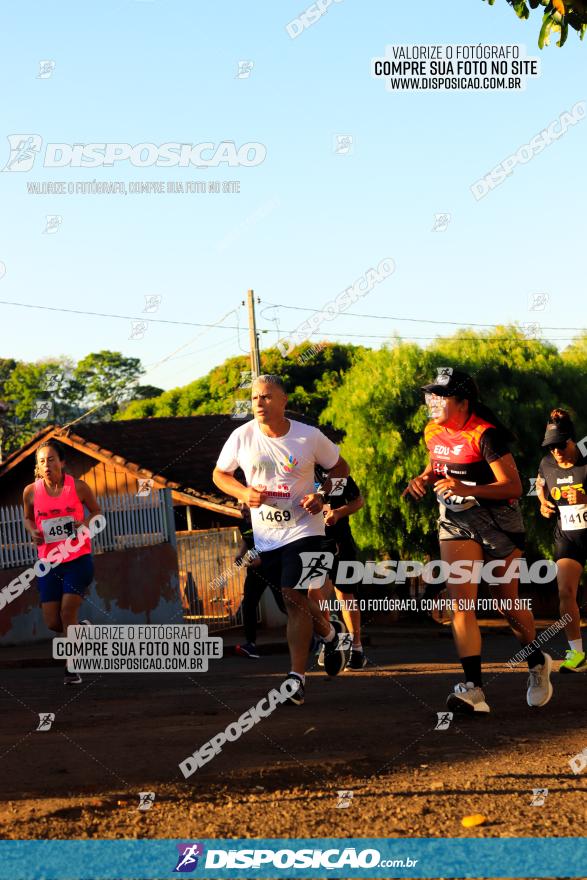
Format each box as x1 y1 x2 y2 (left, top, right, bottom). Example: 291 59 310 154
0 298 584 340
261 301 585 333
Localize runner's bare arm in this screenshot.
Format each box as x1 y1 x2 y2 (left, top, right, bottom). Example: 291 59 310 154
566 486 587 505
74 480 101 527
22 484 43 544
535 476 556 517
212 468 266 507
435 453 522 501
325 495 364 524
321 456 350 481
403 461 434 500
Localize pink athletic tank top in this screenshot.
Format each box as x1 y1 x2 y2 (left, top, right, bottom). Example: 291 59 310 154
33 474 91 561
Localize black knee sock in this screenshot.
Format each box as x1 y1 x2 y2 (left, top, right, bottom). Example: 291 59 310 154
526 645 546 669
461 655 482 688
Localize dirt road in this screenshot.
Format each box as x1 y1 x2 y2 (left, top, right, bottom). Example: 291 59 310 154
1 629 586 844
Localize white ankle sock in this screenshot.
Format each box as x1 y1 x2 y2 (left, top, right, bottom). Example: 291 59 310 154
323 624 336 643
569 639 583 653
289 671 305 684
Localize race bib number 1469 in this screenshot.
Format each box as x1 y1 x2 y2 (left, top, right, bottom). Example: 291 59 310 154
254 502 296 529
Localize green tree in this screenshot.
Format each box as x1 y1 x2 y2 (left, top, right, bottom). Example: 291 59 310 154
483 0 587 47
322 327 587 560
74 351 145 418
119 343 364 422
2 358 81 452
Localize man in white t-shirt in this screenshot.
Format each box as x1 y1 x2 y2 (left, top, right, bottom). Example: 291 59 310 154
213 374 350 705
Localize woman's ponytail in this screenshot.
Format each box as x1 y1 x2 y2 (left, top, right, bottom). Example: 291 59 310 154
548 407 576 438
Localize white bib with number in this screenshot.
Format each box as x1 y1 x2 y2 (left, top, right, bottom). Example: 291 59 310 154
436 481 479 513
560 504 587 532
42 515 75 543
253 500 297 530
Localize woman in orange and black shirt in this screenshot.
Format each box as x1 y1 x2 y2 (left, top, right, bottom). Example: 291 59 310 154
405 368 553 715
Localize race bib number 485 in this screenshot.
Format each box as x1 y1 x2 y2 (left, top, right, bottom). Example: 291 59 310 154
560 504 587 531
253 501 296 529
41 516 75 543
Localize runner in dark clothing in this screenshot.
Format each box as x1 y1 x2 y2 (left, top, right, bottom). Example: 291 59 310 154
536 408 587 673
235 504 287 659
314 468 368 670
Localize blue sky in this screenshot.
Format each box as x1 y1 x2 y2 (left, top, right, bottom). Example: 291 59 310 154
1 0 585 392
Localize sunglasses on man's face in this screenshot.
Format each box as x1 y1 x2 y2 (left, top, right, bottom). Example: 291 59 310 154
547 442 568 452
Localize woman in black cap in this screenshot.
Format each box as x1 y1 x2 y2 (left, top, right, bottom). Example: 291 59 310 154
404 367 553 714
536 408 587 673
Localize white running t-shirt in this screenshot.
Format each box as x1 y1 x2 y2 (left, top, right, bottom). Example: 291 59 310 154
216 419 340 552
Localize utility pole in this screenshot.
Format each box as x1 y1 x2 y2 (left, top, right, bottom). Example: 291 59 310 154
246 289 261 378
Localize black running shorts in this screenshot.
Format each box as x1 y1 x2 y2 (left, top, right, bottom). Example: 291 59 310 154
258 535 328 591
321 537 361 596
554 524 587 567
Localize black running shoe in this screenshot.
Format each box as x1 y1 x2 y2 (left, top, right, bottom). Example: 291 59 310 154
323 619 347 676
283 673 305 705
64 671 82 685
347 648 368 670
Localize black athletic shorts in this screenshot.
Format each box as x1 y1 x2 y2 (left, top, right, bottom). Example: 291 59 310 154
322 537 361 597
258 535 328 591
554 524 587 567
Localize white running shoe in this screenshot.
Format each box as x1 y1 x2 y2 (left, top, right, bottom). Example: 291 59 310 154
446 681 490 714
527 652 553 708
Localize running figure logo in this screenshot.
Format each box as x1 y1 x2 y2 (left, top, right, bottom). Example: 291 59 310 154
235 60 254 79
435 367 453 385
530 788 548 806
129 320 149 340
43 215 62 234
432 212 451 232
143 295 162 313
174 843 204 872
137 479 154 497
232 399 252 420
435 711 453 731
329 477 347 497
528 292 549 311
31 400 53 421
2 134 42 172
296 552 334 589
334 134 353 155
36 713 55 731
137 791 156 811
37 60 56 79
43 372 62 393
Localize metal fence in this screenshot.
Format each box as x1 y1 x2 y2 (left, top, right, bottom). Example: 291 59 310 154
177 527 252 632
0 489 176 570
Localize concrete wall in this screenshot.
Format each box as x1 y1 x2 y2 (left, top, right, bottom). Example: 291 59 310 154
0 543 182 646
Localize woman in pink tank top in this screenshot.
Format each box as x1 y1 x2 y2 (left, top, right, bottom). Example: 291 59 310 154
23 440 101 685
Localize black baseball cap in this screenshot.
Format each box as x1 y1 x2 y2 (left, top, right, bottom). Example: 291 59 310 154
421 367 478 399
541 423 572 448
